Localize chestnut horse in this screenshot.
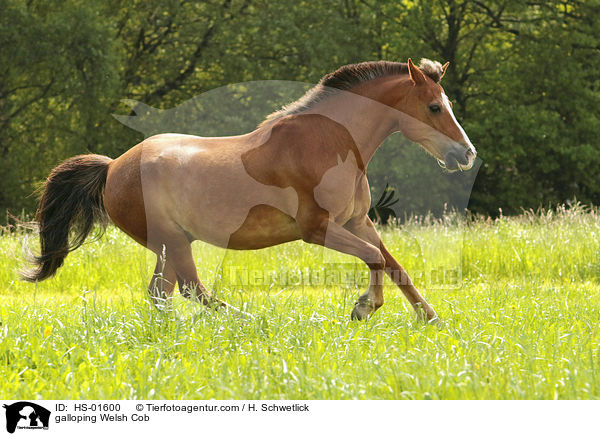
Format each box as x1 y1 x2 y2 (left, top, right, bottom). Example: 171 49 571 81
24 58 476 321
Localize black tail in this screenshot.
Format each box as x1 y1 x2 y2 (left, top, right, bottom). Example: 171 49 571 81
22 154 112 282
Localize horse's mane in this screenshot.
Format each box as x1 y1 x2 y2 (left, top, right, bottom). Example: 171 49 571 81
262 58 444 125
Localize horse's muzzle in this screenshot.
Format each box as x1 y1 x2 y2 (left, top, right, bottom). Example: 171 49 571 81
444 145 476 171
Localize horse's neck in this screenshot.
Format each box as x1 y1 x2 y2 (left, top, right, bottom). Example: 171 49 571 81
254 76 411 166
302 88 403 166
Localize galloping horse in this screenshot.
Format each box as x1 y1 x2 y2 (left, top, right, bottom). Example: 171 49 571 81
24 58 476 321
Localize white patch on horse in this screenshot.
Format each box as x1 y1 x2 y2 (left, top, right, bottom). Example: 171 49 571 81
441 93 475 154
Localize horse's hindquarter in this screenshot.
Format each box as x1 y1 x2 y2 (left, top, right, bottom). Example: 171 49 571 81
105 144 149 246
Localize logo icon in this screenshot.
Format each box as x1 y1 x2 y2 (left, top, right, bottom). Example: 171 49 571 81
2 402 50 433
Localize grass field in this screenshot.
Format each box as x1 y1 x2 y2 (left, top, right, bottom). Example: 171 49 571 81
0 205 599 399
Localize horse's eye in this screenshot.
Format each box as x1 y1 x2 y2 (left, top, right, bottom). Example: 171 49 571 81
429 104 441 113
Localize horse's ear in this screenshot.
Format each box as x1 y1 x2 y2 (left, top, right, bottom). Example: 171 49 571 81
440 62 450 80
407 58 426 85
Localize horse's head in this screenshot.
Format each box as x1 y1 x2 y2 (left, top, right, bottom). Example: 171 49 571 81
394 58 476 171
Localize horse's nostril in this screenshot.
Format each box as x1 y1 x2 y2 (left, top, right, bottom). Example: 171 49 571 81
465 148 475 161
443 150 460 170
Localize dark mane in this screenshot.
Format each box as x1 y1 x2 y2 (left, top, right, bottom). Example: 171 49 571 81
262 58 444 125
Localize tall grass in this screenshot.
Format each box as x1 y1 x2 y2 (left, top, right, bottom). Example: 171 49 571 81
0 205 598 399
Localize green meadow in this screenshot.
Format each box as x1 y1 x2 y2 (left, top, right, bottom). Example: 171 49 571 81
0 206 599 399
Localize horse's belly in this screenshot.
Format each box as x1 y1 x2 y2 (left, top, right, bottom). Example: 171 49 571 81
223 205 301 249
172 179 299 248
185 204 300 249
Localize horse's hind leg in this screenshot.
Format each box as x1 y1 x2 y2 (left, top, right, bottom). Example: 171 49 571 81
148 252 177 309
173 241 255 318
175 254 254 319
153 231 236 310
148 232 216 306
149 230 252 318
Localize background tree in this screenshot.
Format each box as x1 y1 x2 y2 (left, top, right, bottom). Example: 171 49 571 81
0 0 598 217
0 0 119 212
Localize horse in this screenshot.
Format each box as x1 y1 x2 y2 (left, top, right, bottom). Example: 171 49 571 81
23 58 476 321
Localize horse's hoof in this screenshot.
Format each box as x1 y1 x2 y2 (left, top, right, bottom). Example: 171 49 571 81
350 300 375 321
427 316 443 327
350 307 364 321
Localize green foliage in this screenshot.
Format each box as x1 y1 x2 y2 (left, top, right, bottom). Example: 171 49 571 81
0 0 121 211
0 0 598 215
0 206 599 399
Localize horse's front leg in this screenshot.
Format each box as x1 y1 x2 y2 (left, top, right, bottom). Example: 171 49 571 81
380 243 438 322
341 217 387 319
345 216 438 322
350 266 385 320
297 211 385 320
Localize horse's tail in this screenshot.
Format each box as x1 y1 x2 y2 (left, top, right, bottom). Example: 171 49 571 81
22 154 113 282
